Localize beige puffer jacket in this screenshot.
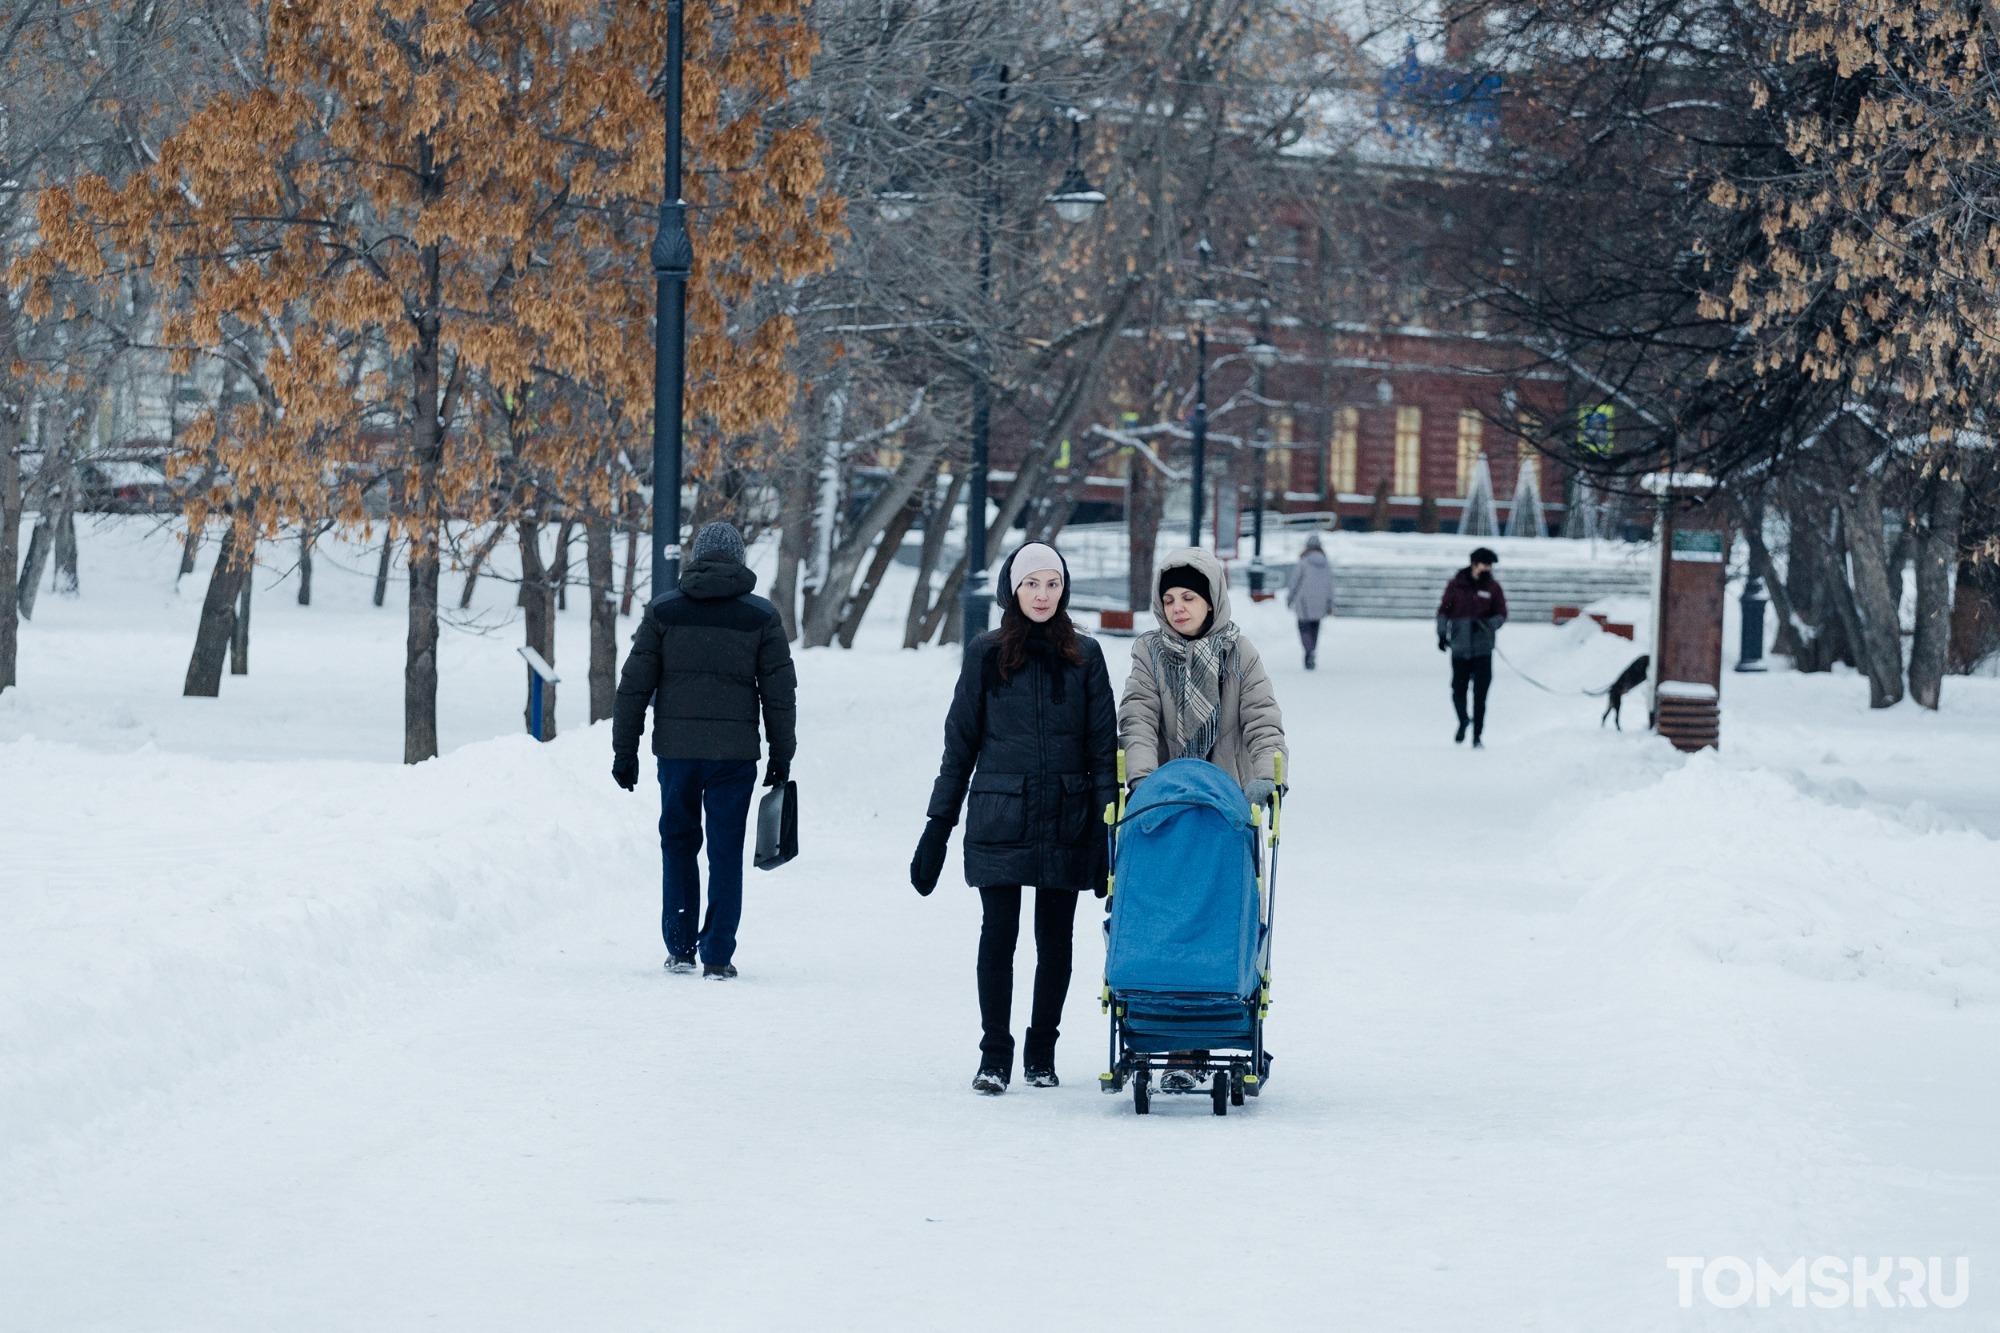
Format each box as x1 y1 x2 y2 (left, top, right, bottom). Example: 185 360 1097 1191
1118 546 1288 792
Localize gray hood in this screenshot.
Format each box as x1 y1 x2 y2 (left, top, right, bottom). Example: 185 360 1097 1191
1152 545 1233 637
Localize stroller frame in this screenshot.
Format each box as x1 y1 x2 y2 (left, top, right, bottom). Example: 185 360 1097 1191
1097 753 1283 1116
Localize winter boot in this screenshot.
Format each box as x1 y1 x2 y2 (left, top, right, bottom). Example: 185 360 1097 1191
702 962 738 980
665 953 697 974
972 1067 1009 1095
1454 719 1469 744
1024 1066 1059 1088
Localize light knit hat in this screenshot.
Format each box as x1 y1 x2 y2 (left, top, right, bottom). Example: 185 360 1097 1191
1005 542 1063 593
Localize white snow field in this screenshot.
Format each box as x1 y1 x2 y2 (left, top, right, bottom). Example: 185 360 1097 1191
3 519 1997 1331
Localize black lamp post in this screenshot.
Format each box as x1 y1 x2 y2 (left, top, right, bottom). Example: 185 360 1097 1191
650 0 693 596
1246 310 1281 595
1186 237 1216 548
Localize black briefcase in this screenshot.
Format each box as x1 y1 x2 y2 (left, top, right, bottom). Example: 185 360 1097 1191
754 780 799 871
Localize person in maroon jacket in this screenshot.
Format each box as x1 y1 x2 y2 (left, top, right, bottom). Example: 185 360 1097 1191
1435 547 1507 747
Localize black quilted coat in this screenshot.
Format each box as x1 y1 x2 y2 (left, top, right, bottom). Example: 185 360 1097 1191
925 625 1119 891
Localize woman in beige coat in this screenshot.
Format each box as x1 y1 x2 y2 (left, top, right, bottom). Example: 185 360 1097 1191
1119 547 1287 1092
1119 547 1288 805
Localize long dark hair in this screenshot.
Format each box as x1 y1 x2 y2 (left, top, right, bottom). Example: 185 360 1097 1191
995 598 1083 683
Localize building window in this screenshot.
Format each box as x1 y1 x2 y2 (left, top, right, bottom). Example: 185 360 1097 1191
1273 411 1294 445
1395 406 1422 496
1331 406 1358 495
1265 447 1293 496
1457 411 1483 496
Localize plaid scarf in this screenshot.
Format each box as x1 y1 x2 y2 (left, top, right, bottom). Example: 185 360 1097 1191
1152 622 1238 762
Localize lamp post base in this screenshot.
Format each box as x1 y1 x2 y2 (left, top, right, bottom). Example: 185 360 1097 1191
959 583 992 654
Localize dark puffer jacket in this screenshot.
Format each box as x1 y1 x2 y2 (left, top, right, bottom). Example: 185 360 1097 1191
926 628 1118 890
1435 567 1508 659
612 556 797 763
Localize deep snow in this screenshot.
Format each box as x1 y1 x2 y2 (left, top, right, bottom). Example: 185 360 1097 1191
3 518 1997 1330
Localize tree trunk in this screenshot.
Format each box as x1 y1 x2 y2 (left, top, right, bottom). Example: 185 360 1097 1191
184 525 251 696
620 509 641 616
0 397 18 692
517 516 557 738
457 522 506 608
297 526 315 605
0 306 21 690
373 534 395 607
50 494 78 596
1836 481 1905 707
406 521 442 764
905 469 967 648
179 518 202 581
1784 494 1853 672
552 518 574 612
403 219 448 765
1128 453 1163 611
1743 513 1806 661
772 456 816 642
586 517 617 723
230 563 252 675
798 429 955 648
836 496 921 650
1947 557 1999 673
940 568 965 645
1907 470 1965 709
17 517 52 620
1367 475 1392 531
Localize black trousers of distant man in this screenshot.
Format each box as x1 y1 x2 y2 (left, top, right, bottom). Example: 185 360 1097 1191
1451 654 1492 741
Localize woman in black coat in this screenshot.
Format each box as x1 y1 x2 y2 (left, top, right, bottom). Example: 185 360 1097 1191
911 541 1118 1095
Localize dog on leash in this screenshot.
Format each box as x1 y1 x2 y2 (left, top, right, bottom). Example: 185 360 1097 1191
1596 655 1651 729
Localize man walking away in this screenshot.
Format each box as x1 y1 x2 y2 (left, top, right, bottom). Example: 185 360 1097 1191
1435 546 1507 748
1285 533 1335 670
612 522 796 978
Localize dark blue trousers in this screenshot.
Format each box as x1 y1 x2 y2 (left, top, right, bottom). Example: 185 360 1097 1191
657 757 758 966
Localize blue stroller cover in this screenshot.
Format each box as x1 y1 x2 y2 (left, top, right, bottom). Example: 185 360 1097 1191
1104 758 1262 1001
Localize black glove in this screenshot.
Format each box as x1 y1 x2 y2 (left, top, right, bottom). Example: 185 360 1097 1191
763 756 789 788
612 754 640 791
1090 835 1110 899
910 818 951 896
1437 636 1448 653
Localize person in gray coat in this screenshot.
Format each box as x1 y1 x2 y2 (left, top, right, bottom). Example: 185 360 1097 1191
1284 533 1335 670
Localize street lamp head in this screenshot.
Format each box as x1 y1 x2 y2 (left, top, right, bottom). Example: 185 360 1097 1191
1046 165 1106 223
873 186 923 224
1248 341 1282 371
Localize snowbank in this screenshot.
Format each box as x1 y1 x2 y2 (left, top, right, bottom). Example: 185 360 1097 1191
1 728 652 1160
1555 752 2000 1005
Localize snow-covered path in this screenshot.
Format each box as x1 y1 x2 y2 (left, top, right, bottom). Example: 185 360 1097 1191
5 527 1998 1329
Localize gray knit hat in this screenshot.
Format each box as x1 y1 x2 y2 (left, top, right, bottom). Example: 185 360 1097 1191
690 521 746 565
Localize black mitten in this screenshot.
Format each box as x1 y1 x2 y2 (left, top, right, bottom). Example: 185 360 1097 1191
910 818 952 896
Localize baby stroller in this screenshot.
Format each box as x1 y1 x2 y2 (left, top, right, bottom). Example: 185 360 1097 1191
1098 753 1282 1115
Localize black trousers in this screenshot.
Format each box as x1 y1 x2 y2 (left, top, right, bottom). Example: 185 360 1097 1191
1451 654 1493 737
976 886 1079 1073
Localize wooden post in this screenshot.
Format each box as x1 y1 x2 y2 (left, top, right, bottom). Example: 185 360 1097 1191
1644 471 1728 751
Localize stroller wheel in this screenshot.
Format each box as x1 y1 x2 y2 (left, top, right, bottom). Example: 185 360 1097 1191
1211 1074 1228 1115
1230 1069 1246 1107
1133 1073 1151 1115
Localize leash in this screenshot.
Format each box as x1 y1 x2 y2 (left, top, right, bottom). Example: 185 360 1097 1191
1493 646 1601 697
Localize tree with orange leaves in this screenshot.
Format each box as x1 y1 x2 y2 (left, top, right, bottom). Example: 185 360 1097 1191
27 0 837 760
